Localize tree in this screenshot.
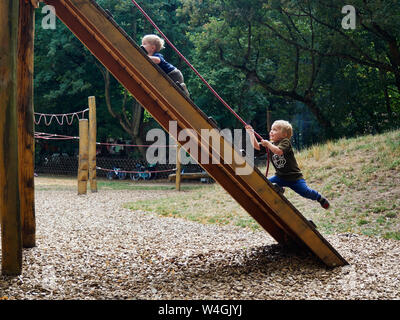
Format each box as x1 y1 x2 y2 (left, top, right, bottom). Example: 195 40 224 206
34 11 106 156
95 0 191 157
264 0 400 129
180 0 400 139
182 0 334 137
34 0 191 158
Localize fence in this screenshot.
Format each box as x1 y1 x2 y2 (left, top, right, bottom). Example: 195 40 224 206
35 155 204 180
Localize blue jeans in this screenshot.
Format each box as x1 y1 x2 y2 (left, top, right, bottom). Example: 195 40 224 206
268 175 320 201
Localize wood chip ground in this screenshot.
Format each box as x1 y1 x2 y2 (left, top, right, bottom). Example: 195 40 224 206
1 188 399 299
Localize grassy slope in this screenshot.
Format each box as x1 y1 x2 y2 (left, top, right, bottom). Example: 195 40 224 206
125 129 400 240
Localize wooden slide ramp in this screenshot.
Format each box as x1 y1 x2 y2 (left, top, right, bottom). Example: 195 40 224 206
45 0 348 267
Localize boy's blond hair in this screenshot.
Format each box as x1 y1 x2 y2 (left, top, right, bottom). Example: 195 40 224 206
142 34 165 52
272 120 293 139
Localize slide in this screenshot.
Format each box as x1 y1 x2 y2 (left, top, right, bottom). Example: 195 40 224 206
44 0 347 267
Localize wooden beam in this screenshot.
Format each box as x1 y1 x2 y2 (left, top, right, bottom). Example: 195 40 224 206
18 0 36 248
175 144 181 191
43 0 348 267
0 0 22 275
169 172 210 182
88 96 97 192
30 0 41 9
78 119 89 195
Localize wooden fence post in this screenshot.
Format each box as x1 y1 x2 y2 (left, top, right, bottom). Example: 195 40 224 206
266 108 271 133
0 0 22 275
176 144 181 191
18 0 36 248
78 119 89 195
88 96 97 192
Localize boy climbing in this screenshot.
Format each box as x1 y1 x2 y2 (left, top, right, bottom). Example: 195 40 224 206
245 120 330 210
140 34 190 97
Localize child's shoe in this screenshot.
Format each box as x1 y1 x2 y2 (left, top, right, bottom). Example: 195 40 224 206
318 196 330 209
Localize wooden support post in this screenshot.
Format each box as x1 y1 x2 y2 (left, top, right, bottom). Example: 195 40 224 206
18 0 36 248
175 144 181 191
88 96 97 192
266 108 271 133
78 119 89 195
0 0 22 275
30 1 41 9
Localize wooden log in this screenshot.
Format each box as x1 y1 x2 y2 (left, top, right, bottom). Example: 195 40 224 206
88 96 97 192
168 172 211 182
0 0 22 275
78 119 89 195
175 144 181 191
17 0 36 248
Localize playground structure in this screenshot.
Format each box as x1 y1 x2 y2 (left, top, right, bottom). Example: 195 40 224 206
33 101 187 187
33 96 98 194
0 0 348 276
77 96 97 194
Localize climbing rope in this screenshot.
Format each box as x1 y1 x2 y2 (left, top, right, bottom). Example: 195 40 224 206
34 132 175 148
34 108 89 126
96 141 172 148
34 132 79 140
34 132 178 174
130 0 270 176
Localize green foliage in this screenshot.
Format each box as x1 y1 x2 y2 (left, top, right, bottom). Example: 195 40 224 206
33 0 400 154
181 0 400 142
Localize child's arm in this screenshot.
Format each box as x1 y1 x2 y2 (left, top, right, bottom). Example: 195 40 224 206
148 56 161 64
245 125 261 150
260 140 284 156
245 125 283 155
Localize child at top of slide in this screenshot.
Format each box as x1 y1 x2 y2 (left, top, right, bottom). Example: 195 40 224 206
141 34 190 97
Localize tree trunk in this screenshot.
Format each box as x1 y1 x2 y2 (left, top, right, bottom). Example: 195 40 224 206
303 97 333 137
131 100 146 157
102 68 147 158
379 70 393 121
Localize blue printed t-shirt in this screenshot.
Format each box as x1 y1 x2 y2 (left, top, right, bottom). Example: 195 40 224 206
153 53 176 74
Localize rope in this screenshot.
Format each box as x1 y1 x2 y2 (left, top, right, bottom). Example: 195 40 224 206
96 141 173 148
130 0 270 176
34 132 174 147
34 132 172 147
34 132 269 176
34 132 79 140
34 108 89 126
96 166 177 174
